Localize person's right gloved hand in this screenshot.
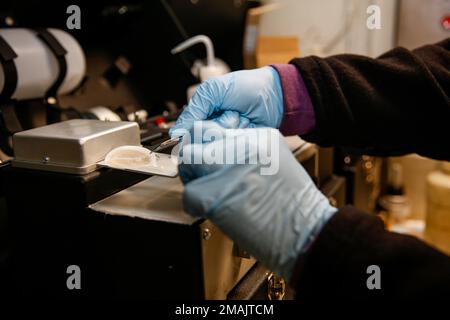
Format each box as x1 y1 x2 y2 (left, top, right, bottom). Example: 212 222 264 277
169 67 284 137
178 122 337 280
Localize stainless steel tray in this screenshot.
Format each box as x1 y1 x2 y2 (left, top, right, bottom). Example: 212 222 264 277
12 119 140 174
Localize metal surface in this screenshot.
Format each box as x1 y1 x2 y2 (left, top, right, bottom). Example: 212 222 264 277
89 176 198 225
152 136 182 152
5 130 320 299
89 175 255 299
200 219 256 300
12 119 140 174
267 273 286 300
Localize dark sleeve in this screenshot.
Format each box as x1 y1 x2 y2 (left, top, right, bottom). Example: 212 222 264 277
292 206 450 300
290 39 450 160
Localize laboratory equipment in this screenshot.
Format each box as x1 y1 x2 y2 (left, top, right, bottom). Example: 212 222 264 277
12 119 178 177
425 162 450 255
0 28 85 100
171 35 230 101
378 162 411 223
12 120 140 174
2 115 341 299
0 28 86 156
2 119 257 298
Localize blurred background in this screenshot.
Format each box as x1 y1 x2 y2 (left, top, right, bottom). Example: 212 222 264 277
0 0 449 299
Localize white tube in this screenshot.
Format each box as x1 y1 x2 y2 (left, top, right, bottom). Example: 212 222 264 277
171 35 215 66
0 28 86 100
88 106 122 122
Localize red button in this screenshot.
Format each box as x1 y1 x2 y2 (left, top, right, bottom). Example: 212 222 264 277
154 116 165 126
442 15 450 30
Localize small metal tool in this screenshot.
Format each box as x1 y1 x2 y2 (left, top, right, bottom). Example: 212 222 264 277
152 136 182 152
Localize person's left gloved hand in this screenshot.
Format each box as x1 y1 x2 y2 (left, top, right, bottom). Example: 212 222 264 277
178 122 337 280
169 67 284 137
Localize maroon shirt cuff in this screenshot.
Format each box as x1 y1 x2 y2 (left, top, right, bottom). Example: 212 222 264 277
271 64 316 136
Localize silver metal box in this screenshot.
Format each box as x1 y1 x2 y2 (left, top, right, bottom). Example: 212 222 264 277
12 119 140 174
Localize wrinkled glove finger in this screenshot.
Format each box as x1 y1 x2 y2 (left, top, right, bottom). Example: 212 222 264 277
169 79 225 137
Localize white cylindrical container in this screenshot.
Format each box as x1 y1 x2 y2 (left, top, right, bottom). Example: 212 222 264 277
425 162 450 255
171 35 230 102
0 28 85 100
87 106 122 122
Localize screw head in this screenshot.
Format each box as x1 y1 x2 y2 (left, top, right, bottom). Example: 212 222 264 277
202 228 212 240
46 97 57 105
5 16 14 26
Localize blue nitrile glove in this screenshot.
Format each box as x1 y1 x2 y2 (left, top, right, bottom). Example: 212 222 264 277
178 122 337 280
169 66 284 137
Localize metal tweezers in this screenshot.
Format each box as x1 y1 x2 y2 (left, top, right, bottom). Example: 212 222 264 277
150 136 182 153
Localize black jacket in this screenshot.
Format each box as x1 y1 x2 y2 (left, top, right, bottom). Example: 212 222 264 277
290 39 450 300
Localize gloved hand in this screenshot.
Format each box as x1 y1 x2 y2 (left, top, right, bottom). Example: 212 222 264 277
178 123 337 280
169 66 284 137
